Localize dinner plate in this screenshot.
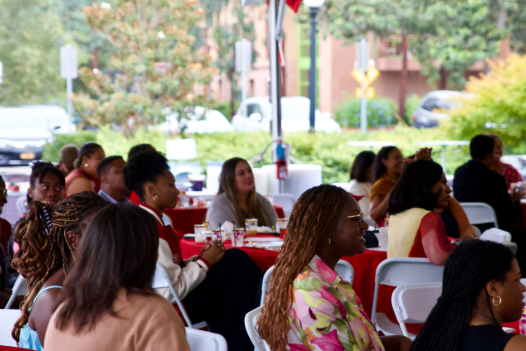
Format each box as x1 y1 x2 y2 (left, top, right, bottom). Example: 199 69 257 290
244 237 284 242
503 327 515 333
367 247 387 251
249 241 284 249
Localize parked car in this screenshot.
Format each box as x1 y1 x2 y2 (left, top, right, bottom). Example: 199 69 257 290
231 96 341 133
23 105 76 134
159 106 235 134
0 108 51 165
412 91 472 128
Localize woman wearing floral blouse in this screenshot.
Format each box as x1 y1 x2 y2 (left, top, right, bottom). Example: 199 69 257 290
258 185 412 351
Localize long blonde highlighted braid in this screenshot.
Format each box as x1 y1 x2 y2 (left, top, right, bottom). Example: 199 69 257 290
257 185 347 351
11 191 107 342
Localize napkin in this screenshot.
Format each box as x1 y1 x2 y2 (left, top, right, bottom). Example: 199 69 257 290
221 221 234 236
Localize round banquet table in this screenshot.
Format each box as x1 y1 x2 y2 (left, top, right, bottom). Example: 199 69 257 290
165 205 285 235
180 237 390 320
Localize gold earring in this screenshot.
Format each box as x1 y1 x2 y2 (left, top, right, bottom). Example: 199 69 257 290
84 163 89 168
327 238 331 245
492 296 502 306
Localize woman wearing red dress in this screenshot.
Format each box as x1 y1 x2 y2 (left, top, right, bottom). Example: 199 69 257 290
488 133 523 190
123 150 261 351
65 142 105 196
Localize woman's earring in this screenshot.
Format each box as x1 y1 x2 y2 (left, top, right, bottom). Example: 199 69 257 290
153 195 158 201
327 238 331 245
492 295 502 306
84 163 89 168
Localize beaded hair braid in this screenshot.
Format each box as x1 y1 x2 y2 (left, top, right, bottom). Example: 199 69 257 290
257 185 347 351
11 191 107 342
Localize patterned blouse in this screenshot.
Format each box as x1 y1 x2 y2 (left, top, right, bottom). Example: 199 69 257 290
286 255 384 351
502 163 522 190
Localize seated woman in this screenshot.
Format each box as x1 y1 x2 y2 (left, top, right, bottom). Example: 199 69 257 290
56 144 78 178
11 192 107 350
126 143 155 205
65 142 105 196
206 157 277 229
369 146 403 226
488 133 523 190
258 185 412 351
409 240 526 351
349 150 375 223
45 204 190 351
6 162 66 290
388 160 475 265
123 150 261 351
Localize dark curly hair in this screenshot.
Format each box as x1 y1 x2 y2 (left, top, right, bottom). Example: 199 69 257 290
28 162 66 203
11 191 108 341
127 144 154 161
122 150 169 202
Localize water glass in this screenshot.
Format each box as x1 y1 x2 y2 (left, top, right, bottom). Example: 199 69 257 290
194 224 207 243
234 228 245 247
212 229 224 241
276 218 288 234
245 218 258 237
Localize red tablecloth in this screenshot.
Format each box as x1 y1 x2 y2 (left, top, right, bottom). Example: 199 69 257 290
165 206 285 235
180 238 389 318
0 347 31 350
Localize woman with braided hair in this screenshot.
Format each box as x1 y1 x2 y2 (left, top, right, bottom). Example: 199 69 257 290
258 185 411 351
11 191 107 350
410 240 526 351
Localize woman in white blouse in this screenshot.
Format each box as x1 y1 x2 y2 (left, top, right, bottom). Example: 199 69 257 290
349 151 376 223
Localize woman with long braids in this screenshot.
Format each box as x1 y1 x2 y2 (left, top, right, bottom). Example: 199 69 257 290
410 240 526 351
258 185 411 351
11 192 107 350
123 150 261 351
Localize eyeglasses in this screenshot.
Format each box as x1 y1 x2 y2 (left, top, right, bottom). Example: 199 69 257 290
0 189 6 197
339 213 364 222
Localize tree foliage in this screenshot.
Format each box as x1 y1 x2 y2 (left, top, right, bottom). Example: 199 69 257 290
0 0 65 105
73 0 217 135
448 54 526 145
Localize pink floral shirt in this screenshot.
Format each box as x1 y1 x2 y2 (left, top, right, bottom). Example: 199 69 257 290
286 255 384 351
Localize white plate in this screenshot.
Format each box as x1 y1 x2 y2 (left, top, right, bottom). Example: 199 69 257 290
367 247 387 251
183 234 212 239
503 327 515 333
244 237 283 242
250 242 284 249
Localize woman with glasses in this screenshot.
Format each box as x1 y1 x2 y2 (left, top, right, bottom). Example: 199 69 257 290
388 160 475 265
258 185 412 351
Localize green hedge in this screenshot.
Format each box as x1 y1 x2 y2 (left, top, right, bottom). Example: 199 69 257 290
334 98 398 128
44 126 476 184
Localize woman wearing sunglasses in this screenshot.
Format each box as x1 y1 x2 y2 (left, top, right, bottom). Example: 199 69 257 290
258 185 412 351
388 160 475 265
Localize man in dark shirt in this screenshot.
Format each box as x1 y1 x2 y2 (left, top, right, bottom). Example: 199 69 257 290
454 135 523 234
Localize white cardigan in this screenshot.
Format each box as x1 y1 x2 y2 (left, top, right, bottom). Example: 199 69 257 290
140 205 207 302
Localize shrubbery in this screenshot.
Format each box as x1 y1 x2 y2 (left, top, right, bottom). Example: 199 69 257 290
334 98 398 128
44 126 475 184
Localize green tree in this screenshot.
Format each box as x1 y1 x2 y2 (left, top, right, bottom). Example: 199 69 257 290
0 0 65 105
73 0 217 135
448 54 526 145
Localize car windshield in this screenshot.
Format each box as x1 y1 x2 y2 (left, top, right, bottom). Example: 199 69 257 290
0 111 48 129
281 101 309 120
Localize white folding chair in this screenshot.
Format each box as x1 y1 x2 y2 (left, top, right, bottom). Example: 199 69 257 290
460 202 499 228
371 258 444 336
391 282 442 339
245 306 271 351
5 274 28 309
185 327 227 351
151 263 207 329
0 309 21 346
272 193 296 217
16 196 28 218
260 260 354 306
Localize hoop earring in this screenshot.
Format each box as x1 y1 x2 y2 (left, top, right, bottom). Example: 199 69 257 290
327 238 331 245
492 296 502 306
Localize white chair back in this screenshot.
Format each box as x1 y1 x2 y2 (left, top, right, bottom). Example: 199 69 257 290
185 327 227 351
459 202 499 228
392 282 442 338
5 275 28 309
260 260 354 306
0 309 21 346
371 258 444 325
151 263 207 329
245 306 271 351
16 196 28 218
272 193 296 217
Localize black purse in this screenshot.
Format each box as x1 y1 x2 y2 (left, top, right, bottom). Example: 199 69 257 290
364 229 379 248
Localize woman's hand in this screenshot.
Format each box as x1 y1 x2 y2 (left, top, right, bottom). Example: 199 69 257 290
380 335 412 351
404 147 433 164
200 240 225 266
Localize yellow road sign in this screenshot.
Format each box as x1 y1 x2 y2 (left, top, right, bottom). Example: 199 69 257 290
351 66 380 87
355 87 375 99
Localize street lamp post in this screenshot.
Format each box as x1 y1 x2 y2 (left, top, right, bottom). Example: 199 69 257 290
304 0 325 133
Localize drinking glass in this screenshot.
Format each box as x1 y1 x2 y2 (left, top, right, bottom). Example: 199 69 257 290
276 218 288 234
245 218 258 237
212 229 224 241
234 228 245 247
194 224 207 243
